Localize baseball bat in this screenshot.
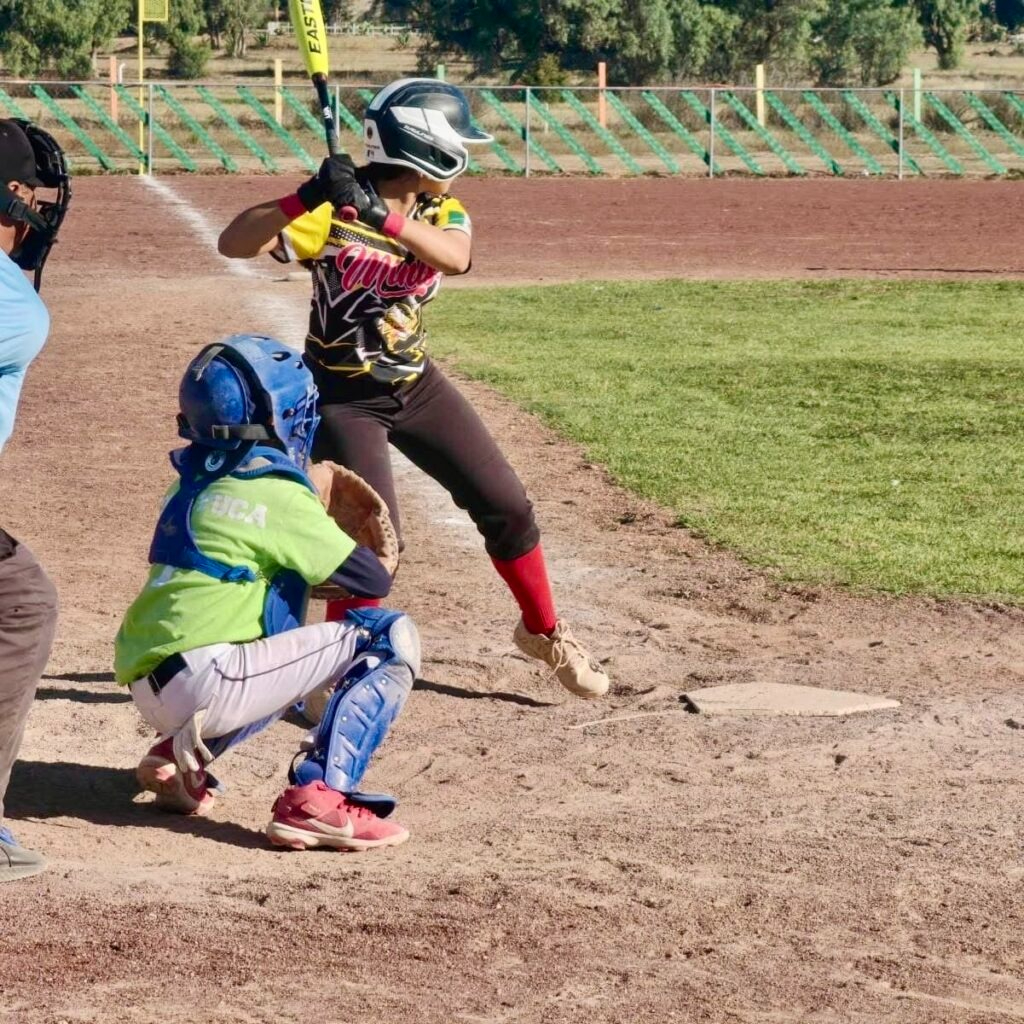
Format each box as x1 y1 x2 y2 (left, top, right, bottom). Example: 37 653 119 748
288 0 357 221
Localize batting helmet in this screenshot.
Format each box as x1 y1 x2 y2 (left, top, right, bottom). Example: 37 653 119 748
363 78 492 180
178 334 320 468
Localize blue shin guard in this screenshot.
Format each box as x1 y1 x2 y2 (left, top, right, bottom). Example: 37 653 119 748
291 608 420 814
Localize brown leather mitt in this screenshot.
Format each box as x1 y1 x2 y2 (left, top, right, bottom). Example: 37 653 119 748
308 461 399 599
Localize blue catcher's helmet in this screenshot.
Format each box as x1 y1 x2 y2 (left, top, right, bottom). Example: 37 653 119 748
178 334 320 468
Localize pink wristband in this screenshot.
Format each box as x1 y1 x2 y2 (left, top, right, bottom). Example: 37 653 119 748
278 193 306 221
381 211 405 238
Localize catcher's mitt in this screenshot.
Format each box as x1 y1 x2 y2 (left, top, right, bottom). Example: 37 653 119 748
308 461 400 600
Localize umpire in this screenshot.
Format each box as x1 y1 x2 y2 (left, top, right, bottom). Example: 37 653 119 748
0 118 70 882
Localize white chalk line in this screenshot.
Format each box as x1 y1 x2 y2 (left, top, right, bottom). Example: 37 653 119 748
569 710 693 730
141 175 304 340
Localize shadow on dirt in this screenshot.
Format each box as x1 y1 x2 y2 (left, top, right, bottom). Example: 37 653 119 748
43 671 117 683
414 676 555 708
36 674 552 708
7 760 268 850
35 685 131 704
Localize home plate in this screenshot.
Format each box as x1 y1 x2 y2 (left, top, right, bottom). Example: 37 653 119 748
683 682 900 717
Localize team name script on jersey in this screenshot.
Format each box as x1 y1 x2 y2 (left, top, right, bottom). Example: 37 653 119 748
335 242 440 300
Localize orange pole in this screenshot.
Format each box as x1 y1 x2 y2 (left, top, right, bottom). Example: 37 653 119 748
597 61 607 128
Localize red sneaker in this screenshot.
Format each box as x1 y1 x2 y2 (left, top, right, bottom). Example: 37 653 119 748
136 737 217 817
265 781 409 852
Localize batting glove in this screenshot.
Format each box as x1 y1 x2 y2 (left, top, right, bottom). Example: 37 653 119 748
296 155 366 212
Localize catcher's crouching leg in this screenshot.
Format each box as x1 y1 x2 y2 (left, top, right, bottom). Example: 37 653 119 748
266 609 420 852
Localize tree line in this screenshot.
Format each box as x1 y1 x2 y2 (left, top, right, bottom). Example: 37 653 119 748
1 0 1023 83
375 0 1024 85
0 0 353 78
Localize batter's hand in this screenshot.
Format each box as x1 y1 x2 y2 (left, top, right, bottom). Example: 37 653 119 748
330 185 391 233
296 155 369 213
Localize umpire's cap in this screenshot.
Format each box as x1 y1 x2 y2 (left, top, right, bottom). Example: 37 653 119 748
0 119 42 187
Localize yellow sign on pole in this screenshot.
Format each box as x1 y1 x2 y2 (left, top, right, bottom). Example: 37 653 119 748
142 0 169 21
136 0 168 173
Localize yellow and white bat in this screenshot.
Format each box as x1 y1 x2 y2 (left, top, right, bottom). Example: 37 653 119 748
288 0 340 157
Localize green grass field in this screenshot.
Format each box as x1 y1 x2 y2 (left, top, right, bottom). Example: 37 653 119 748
430 280 1024 600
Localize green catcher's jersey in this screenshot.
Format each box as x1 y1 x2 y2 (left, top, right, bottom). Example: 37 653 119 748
114 473 355 684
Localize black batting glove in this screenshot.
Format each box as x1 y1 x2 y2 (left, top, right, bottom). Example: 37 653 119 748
325 180 395 234
296 155 397 233
357 194 391 231
296 155 365 212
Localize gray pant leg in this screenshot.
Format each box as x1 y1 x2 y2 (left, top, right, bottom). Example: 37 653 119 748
0 530 57 825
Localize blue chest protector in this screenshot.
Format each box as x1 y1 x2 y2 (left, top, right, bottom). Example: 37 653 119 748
148 443 316 638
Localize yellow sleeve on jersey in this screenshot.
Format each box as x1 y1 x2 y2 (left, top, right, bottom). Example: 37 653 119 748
428 195 472 235
280 203 333 261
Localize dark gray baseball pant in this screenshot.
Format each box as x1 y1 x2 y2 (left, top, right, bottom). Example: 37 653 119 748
0 529 57 825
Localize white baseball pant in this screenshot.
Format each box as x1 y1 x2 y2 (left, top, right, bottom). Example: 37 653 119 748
128 620 361 743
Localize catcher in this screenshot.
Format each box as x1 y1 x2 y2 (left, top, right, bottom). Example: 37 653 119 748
218 78 609 701
114 333 416 851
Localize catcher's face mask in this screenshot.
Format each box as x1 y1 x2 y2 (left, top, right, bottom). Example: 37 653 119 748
0 119 71 292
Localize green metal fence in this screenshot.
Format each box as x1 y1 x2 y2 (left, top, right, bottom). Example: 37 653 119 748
3 80 1024 178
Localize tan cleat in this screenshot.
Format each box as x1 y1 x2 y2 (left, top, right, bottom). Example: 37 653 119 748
513 618 610 700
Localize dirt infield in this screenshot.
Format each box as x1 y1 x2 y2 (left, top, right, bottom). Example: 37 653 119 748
124 174 1024 282
2 176 1023 1024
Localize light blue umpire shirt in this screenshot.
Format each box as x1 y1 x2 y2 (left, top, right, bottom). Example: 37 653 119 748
0 247 48 454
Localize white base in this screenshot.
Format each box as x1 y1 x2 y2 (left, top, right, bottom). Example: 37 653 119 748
683 681 900 717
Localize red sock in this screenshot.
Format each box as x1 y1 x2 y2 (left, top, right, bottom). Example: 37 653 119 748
491 544 557 636
324 596 382 621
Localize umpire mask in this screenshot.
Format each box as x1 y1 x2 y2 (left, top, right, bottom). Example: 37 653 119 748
0 119 71 292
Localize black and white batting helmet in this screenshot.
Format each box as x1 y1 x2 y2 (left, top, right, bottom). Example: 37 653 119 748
364 78 492 180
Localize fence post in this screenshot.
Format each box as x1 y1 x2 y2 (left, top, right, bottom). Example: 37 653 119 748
147 83 155 174
274 58 283 125
598 62 607 128
524 86 532 177
755 64 765 126
109 55 118 122
708 88 716 178
898 88 905 180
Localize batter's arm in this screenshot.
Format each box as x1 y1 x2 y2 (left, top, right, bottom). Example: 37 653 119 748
218 200 290 259
388 217 472 276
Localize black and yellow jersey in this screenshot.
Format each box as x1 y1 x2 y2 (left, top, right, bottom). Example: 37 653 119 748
272 188 471 391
